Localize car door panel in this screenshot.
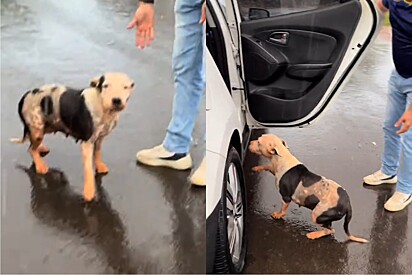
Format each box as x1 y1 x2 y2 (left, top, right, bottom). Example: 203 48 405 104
242 29 336 82
239 0 369 124
241 35 288 83
256 29 338 64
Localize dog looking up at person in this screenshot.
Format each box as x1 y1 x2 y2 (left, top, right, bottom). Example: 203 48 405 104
249 133 368 243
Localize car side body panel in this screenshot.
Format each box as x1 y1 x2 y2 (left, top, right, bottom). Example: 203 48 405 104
206 49 243 218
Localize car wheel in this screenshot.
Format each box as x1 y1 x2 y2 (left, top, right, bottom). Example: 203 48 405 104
213 147 247 273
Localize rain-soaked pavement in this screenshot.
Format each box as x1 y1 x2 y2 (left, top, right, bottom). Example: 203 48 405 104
243 30 412 273
1 0 205 273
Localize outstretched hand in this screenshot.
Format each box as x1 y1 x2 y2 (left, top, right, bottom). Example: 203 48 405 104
127 2 155 49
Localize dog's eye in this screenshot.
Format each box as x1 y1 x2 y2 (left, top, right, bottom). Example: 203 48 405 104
125 82 134 89
103 84 109 89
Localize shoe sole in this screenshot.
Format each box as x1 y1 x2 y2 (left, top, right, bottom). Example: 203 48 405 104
189 158 206 186
384 195 412 212
363 177 398 186
190 174 206 186
136 155 192 170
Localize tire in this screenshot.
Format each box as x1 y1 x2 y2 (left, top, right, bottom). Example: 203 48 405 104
213 147 247 274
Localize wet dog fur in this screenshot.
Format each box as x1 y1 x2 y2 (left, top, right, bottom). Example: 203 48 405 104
11 72 134 201
249 134 368 243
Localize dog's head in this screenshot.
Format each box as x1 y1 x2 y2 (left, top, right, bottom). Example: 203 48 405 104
249 134 289 158
90 72 134 112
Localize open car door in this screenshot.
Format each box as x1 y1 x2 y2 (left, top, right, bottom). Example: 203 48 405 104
225 0 381 127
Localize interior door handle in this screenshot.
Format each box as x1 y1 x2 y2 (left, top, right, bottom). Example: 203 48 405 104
268 32 289 45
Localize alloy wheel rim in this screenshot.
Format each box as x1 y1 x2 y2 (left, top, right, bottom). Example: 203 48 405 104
226 162 244 264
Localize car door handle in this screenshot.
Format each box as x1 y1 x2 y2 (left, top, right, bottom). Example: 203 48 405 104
268 32 289 45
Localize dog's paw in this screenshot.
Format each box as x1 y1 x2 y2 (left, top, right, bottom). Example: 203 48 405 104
35 162 49 174
306 229 334 240
306 231 322 240
83 183 96 202
95 162 109 174
271 211 285 219
252 166 264 173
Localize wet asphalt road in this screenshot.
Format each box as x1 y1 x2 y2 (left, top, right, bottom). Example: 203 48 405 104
243 32 412 273
1 0 205 273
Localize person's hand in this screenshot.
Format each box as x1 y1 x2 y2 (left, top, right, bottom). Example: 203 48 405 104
395 106 412 134
199 1 206 24
127 2 155 49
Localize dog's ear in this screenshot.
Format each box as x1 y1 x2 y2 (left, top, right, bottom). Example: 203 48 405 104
90 75 105 89
281 139 289 149
268 143 280 156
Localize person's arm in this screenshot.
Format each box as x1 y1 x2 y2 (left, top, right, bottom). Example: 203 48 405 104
127 1 155 49
377 0 389 13
395 104 412 134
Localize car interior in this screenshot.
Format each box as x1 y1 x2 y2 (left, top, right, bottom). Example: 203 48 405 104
208 0 375 125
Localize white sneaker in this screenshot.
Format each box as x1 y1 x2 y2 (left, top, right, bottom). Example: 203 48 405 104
190 156 205 186
136 145 192 170
384 191 412 212
363 170 397 185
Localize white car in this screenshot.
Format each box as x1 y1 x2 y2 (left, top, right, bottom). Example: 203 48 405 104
206 0 382 273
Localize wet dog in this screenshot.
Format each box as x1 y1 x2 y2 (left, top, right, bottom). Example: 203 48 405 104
11 72 134 201
249 134 368 243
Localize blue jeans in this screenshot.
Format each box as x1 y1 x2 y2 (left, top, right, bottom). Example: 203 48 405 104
381 70 412 195
163 0 205 154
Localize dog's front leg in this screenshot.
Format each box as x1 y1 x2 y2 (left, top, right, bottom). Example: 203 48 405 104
252 165 273 173
82 141 95 201
271 200 289 219
38 143 50 156
29 129 49 174
94 138 109 174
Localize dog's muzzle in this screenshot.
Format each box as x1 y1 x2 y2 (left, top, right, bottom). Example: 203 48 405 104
111 98 124 111
249 141 260 154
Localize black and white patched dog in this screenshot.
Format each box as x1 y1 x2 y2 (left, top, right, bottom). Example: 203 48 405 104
11 73 134 201
249 134 368 243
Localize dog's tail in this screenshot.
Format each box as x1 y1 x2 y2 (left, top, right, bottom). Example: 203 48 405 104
344 203 368 243
10 126 29 144
10 135 28 144
12 91 31 145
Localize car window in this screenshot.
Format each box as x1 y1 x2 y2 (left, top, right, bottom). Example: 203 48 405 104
238 0 341 20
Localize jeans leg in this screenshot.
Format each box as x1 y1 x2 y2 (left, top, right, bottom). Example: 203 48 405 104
381 71 406 176
163 0 205 154
396 77 412 194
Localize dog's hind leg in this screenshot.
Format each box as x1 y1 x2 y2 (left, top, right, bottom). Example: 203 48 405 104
94 138 109 174
306 205 340 240
29 128 49 174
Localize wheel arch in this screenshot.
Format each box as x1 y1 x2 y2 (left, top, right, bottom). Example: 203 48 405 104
230 129 242 159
